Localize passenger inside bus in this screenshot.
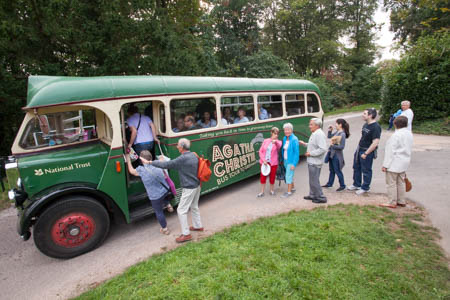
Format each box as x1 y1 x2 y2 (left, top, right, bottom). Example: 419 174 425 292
197 111 217 128
258 104 269 120
214 111 228 125
173 115 185 133
183 115 201 131
222 107 234 124
234 107 249 124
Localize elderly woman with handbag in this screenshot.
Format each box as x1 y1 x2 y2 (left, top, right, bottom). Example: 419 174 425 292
380 116 413 208
257 127 282 197
125 150 174 235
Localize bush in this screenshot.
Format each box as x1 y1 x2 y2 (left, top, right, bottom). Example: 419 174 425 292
381 32 450 122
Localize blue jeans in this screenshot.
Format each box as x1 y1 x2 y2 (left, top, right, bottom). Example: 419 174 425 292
352 149 374 191
133 141 154 156
327 155 345 188
151 193 170 228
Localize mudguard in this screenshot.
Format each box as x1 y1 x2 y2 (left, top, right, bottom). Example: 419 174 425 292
17 182 126 239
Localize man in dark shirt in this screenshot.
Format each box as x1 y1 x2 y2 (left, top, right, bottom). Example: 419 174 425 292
347 108 381 194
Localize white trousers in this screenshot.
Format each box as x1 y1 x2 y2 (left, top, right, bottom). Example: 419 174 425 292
177 186 202 235
385 171 406 205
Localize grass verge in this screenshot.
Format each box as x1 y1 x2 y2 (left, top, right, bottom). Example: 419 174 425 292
413 117 450 136
76 204 450 300
325 104 381 117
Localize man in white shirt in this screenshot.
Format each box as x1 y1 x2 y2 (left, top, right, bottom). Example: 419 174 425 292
400 100 414 131
380 116 413 208
299 118 328 203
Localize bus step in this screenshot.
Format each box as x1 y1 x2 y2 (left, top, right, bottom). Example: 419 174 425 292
129 202 155 222
128 192 148 208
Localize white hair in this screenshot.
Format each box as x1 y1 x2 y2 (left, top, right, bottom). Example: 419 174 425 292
178 138 191 150
283 123 293 130
310 118 322 127
401 100 411 106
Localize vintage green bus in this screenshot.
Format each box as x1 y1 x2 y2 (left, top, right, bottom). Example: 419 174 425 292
5 75 323 258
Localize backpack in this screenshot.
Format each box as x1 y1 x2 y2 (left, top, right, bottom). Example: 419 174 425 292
193 152 212 183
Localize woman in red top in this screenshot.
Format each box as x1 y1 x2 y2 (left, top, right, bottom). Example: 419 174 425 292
258 127 282 197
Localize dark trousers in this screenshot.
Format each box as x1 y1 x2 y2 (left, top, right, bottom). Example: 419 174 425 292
133 141 154 156
327 155 345 188
151 193 170 228
352 149 374 191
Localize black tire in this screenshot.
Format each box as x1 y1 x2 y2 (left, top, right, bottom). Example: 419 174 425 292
33 195 110 259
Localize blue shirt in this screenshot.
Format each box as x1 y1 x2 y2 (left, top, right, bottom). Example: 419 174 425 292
282 134 300 166
259 107 269 120
234 116 249 124
127 113 154 144
197 119 217 128
393 109 402 118
136 165 169 200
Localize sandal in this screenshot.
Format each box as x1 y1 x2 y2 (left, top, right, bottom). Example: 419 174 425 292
160 228 170 235
165 204 174 213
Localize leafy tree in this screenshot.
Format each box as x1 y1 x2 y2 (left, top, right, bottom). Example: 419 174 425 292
266 0 346 75
381 32 450 122
384 0 450 46
350 66 382 103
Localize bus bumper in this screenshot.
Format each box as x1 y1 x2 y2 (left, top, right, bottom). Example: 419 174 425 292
16 209 31 241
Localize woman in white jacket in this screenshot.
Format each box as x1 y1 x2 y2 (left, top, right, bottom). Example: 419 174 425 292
380 116 413 208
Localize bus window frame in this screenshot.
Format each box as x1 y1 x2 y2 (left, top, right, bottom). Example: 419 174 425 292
284 92 307 117
168 94 219 135
255 92 285 122
220 94 256 126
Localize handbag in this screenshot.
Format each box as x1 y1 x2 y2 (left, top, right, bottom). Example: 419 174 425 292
157 144 177 196
405 175 412 192
276 148 286 185
144 165 175 199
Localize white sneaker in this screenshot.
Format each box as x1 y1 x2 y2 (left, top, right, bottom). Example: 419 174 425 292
291 188 296 193
347 185 361 191
281 192 293 198
356 189 369 195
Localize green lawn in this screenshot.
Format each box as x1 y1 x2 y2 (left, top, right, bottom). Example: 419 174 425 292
413 117 450 136
324 104 381 116
76 204 450 300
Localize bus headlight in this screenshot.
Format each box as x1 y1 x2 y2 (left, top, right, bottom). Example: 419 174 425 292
8 190 15 200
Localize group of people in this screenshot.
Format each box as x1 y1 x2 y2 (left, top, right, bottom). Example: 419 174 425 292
125 101 414 243
257 101 414 209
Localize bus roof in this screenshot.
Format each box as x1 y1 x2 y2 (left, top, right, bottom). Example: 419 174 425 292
26 75 321 109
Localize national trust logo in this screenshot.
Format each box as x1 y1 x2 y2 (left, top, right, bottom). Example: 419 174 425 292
34 169 44 176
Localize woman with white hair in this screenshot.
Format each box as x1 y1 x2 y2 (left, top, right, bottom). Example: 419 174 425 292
281 123 299 198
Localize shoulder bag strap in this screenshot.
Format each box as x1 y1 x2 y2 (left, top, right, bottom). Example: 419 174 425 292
136 114 142 131
144 165 169 192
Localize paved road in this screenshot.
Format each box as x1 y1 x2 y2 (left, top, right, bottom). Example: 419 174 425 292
0 112 449 300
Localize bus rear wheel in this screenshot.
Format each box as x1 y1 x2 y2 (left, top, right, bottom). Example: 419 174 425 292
33 196 110 259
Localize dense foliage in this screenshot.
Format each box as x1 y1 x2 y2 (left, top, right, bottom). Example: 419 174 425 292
0 0 448 155
381 32 450 122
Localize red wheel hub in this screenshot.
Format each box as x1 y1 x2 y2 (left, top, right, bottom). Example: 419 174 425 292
51 213 96 248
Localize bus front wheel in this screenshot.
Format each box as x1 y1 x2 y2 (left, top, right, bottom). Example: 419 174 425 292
33 196 110 259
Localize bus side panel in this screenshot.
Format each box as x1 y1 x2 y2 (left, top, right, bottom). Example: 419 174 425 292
162 116 313 200
97 148 130 222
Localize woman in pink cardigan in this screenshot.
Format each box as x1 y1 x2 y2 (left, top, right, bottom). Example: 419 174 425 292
258 127 282 197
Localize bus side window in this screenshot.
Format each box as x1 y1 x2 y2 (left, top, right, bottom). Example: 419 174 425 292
257 95 282 120
307 94 320 113
170 97 217 132
285 94 305 116
221 95 254 125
